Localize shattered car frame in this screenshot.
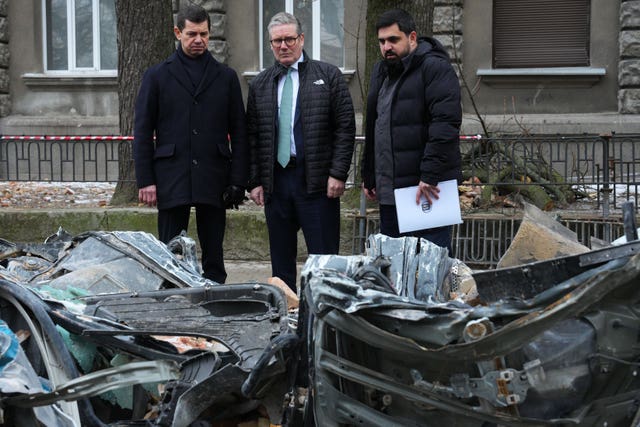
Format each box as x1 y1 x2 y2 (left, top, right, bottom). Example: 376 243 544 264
296 234 640 427
0 230 295 426
2 212 640 426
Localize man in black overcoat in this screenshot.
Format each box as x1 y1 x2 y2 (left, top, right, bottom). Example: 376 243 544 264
134 4 248 283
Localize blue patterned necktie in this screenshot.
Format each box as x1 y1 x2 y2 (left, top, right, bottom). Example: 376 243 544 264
278 68 293 168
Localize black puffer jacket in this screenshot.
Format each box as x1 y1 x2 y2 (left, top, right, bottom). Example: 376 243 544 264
247 53 355 194
362 37 461 191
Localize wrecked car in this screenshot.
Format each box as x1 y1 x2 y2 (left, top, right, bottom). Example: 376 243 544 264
1 202 640 426
0 230 295 426
293 206 640 426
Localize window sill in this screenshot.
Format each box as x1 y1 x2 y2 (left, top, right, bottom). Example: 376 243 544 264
22 73 117 89
242 68 356 84
476 67 606 88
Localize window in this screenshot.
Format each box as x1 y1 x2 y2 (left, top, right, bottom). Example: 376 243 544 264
44 0 117 72
260 0 344 69
493 0 590 68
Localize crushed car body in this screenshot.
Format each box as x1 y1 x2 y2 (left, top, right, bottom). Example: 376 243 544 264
0 230 294 426
1 203 640 426
296 227 640 426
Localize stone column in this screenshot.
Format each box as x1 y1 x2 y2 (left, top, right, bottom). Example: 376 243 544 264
433 1 463 67
176 0 228 63
619 0 640 113
0 0 10 117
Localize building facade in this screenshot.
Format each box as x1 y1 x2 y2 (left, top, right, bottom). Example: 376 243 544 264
1 0 638 136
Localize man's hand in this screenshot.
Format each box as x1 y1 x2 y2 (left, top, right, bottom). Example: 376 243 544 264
416 181 440 205
362 183 377 201
250 186 265 207
327 177 345 198
138 185 157 207
223 185 247 209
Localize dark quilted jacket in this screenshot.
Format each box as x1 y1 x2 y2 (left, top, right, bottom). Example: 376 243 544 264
362 37 462 190
247 53 355 194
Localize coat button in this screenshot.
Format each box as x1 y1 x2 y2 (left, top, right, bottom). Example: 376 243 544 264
192 159 198 165
192 129 198 135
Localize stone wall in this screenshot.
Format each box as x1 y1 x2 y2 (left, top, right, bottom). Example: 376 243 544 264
176 0 228 63
619 0 640 113
433 0 463 67
0 0 9 117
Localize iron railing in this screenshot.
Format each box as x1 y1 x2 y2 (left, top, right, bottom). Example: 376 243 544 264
3 134 638 203
0 136 131 183
2 134 639 268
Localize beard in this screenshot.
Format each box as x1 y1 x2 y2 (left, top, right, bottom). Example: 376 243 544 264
384 56 404 78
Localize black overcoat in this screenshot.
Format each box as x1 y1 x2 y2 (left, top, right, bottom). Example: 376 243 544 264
134 49 248 210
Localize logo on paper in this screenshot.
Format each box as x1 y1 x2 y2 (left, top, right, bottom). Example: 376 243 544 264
421 201 431 213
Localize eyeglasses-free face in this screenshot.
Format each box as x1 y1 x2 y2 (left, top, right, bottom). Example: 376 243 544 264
269 24 304 67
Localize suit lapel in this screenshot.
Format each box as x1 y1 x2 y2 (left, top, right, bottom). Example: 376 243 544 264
194 53 222 97
167 51 195 95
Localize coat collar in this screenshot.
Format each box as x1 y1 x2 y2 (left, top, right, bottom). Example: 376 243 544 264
273 50 309 78
166 48 222 97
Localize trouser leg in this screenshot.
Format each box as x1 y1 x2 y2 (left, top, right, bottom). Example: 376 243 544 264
265 168 300 292
195 204 227 283
157 205 191 243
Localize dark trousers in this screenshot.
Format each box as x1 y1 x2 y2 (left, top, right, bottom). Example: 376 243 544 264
379 204 453 256
158 204 227 283
265 166 340 292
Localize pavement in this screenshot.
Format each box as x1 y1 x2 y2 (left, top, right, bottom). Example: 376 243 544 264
224 260 304 286
224 259 273 284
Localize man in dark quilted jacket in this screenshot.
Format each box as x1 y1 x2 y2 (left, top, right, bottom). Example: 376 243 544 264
361 8 462 255
247 12 355 292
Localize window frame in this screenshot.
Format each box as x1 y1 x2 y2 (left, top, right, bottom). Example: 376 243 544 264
259 0 344 70
42 0 117 75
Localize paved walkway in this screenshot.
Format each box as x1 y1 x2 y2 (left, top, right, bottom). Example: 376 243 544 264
224 260 304 285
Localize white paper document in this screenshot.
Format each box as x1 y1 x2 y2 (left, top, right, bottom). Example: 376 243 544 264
393 179 462 233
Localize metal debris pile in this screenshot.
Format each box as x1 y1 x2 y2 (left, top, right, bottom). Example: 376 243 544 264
0 204 639 426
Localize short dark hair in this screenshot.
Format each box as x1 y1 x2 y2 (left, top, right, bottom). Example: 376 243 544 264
375 8 416 35
176 4 210 31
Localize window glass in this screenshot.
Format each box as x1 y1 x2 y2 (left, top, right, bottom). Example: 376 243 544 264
261 0 344 69
293 1 313 59
262 0 285 68
320 0 344 68
46 0 68 70
44 0 117 72
75 0 94 68
99 0 117 69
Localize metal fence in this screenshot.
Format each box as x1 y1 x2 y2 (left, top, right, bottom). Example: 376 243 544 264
459 133 640 214
1 134 639 268
349 133 640 268
0 136 130 183
351 212 628 269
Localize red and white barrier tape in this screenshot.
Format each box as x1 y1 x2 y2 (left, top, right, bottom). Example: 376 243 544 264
1 134 483 141
0 135 133 141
